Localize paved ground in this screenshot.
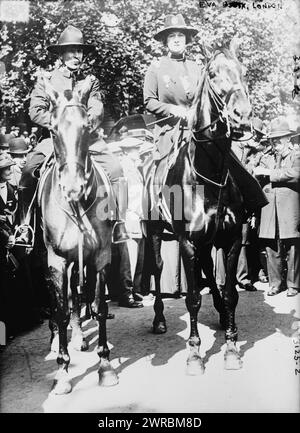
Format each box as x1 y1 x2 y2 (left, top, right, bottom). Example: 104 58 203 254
0 282 299 413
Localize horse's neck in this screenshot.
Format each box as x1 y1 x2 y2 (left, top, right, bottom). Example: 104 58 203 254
193 80 230 179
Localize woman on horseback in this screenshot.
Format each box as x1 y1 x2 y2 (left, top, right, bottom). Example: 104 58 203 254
144 14 201 159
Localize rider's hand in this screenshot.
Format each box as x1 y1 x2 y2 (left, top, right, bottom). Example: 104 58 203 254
6 235 15 249
169 105 188 120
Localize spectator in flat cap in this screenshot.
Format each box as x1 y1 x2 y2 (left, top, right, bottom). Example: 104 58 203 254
253 116 300 297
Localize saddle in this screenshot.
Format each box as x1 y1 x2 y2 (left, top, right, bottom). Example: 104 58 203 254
143 126 186 225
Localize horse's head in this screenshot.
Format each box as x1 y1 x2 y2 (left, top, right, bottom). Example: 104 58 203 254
43 76 92 202
202 39 252 136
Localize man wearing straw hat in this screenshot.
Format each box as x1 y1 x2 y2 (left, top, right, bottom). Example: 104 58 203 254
18 25 129 245
253 116 300 297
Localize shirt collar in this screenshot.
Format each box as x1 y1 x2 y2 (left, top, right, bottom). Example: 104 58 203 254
168 52 186 61
61 66 77 79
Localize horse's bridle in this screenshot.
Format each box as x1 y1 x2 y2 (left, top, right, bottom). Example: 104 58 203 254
51 102 93 185
188 60 249 190
191 54 250 143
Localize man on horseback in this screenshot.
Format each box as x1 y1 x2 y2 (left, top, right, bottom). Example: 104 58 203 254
16 25 129 245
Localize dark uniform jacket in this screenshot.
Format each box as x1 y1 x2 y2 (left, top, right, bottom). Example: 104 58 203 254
0 182 18 251
29 66 105 156
144 54 201 157
144 55 267 212
257 148 300 239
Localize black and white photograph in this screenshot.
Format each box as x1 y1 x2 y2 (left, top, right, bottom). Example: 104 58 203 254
0 0 299 416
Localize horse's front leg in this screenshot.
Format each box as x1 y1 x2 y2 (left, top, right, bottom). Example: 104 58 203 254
149 225 167 334
69 264 89 351
197 245 226 328
180 237 205 375
222 238 243 370
47 251 72 394
91 268 118 387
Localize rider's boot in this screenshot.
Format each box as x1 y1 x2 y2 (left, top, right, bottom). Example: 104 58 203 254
111 177 130 244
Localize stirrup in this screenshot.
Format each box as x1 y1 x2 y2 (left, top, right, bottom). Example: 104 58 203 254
14 224 35 248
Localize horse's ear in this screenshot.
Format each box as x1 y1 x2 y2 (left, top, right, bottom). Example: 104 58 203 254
229 37 242 59
43 76 59 107
201 42 213 63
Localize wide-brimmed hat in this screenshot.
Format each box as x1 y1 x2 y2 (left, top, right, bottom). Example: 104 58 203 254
139 142 154 157
154 14 198 42
47 25 95 55
266 117 294 139
0 133 12 150
252 117 266 136
0 153 15 170
8 138 30 155
111 114 148 134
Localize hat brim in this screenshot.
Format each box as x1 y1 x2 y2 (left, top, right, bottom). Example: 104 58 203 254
154 26 198 41
267 131 294 139
8 149 30 155
47 43 95 55
253 127 266 136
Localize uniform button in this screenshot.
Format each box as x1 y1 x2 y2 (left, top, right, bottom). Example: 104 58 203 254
264 188 270 193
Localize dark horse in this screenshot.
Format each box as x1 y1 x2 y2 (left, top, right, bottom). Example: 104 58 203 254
40 77 118 394
145 41 253 373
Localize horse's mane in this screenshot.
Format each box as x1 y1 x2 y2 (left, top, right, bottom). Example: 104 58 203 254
191 47 244 129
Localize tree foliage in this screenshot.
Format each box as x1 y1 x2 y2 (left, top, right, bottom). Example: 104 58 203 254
0 0 299 128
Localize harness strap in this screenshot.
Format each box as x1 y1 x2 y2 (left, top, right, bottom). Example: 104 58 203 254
78 230 84 293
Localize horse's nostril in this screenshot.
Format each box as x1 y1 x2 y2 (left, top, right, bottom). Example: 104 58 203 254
233 109 241 118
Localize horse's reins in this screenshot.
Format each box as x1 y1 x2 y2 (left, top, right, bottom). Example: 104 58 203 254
188 59 249 236
51 102 100 292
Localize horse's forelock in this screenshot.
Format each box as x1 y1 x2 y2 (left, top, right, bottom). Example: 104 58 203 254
209 49 244 83
63 89 73 101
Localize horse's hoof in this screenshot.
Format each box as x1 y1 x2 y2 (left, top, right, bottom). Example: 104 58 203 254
152 321 167 334
51 378 72 395
98 368 119 387
186 357 205 376
224 350 243 370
